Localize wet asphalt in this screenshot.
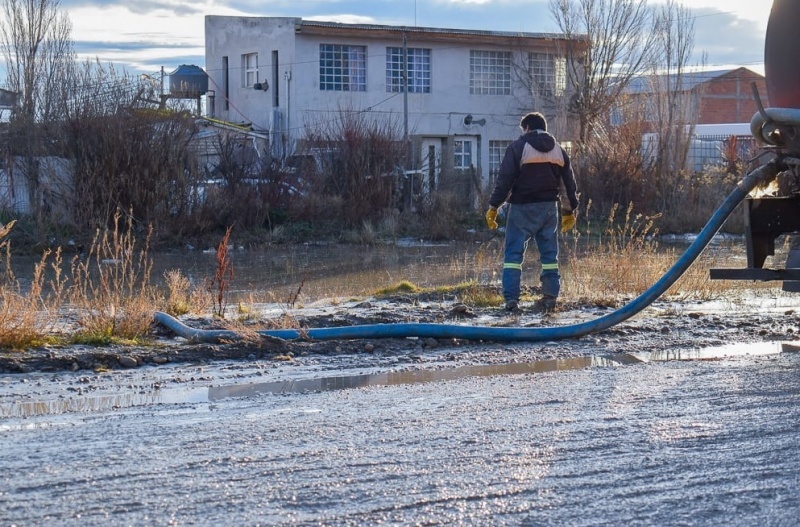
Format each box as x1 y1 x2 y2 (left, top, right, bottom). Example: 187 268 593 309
3 347 800 526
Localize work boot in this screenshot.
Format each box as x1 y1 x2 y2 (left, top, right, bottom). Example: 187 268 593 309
537 295 557 313
504 300 520 313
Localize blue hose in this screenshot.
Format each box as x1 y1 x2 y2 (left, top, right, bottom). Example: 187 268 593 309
155 160 783 343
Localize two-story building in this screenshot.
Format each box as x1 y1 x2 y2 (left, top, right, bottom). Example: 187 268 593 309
204 16 586 197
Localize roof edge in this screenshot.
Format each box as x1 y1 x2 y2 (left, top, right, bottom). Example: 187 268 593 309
297 19 587 42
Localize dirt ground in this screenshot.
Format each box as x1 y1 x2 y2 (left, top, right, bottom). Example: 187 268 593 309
2 291 797 377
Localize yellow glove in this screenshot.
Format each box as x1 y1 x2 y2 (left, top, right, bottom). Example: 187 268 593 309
485 207 498 230
561 210 576 233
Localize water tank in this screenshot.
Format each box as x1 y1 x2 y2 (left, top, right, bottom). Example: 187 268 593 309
168 65 209 98
765 0 800 108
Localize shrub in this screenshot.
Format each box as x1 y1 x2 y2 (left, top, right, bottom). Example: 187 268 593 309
299 109 406 228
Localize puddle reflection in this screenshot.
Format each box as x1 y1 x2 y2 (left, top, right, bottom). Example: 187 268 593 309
208 354 638 401
0 387 209 420
1 355 632 419
635 340 792 362
3 340 798 419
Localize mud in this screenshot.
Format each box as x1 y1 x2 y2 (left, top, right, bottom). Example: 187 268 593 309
1 294 798 409
2 294 797 376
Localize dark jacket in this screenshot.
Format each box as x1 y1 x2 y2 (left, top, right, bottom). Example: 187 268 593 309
488 130 579 211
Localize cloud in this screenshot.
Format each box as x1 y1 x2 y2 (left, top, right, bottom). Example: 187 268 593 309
691 8 765 69
62 0 210 17
73 40 205 75
52 0 767 76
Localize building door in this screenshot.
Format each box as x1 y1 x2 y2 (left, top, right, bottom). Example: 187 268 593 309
419 138 442 193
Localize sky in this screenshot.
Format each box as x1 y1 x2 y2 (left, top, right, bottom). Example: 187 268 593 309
49 0 777 77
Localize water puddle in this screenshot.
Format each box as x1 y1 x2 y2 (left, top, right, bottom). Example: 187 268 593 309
632 340 796 362
207 354 642 402
2 340 798 419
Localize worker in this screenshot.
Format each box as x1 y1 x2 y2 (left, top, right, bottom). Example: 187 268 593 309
485 112 579 313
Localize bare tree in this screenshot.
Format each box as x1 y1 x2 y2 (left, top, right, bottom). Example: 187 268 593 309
302 109 405 227
1 0 74 121
649 0 697 186
549 0 658 147
1 0 74 230
61 61 206 232
511 47 576 141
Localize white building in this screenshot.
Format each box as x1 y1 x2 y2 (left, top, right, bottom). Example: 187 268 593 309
204 16 585 197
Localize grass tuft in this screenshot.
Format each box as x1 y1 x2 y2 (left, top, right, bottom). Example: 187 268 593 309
375 280 420 296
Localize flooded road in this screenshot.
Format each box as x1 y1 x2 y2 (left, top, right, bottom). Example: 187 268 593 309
3 342 800 526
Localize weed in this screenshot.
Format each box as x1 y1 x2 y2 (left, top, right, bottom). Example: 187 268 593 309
163 269 192 316
447 283 503 307
207 226 234 318
69 210 157 343
217 318 274 348
264 312 303 331
285 274 308 310
0 222 70 350
236 294 261 322
372 280 503 307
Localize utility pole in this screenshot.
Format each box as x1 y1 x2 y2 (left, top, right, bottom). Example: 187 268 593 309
403 32 409 148
403 32 412 209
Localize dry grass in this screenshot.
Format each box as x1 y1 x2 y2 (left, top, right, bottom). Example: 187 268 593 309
216 317 283 347
561 201 763 303
68 211 160 344
163 269 192 316
0 229 69 349
446 283 503 307
374 280 504 308
563 201 665 299
163 269 210 316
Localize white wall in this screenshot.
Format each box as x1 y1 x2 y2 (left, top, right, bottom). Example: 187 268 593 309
0 157 73 218
205 16 566 189
205 16 298 131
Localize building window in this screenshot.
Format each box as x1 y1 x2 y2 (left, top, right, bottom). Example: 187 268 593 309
242 52 258 88
529 53 566 97
386 47 431 93
320 44 367 91
489 140 512 180
454 139 473 168
470 50 511 95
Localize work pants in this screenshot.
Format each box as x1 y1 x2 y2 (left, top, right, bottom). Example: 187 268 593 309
502 201 560 303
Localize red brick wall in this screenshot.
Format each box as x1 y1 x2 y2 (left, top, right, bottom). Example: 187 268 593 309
697 68 768 124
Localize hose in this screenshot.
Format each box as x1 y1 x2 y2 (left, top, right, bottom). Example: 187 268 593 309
155 159 784 343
